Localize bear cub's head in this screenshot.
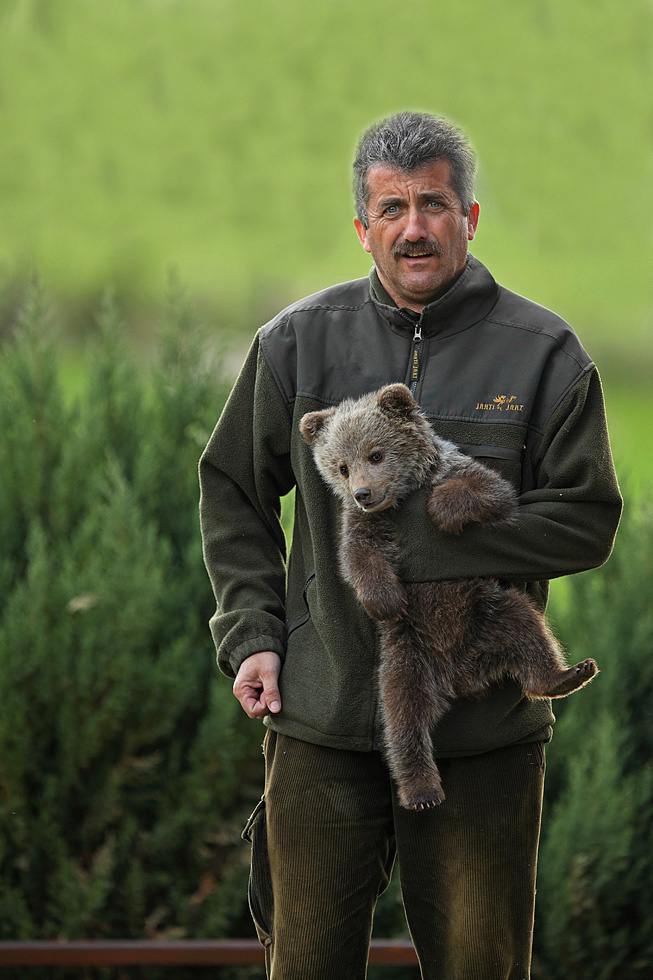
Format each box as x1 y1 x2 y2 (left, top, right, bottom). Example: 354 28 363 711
300 384 440 513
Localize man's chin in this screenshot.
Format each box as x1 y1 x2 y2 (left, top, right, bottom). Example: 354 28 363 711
375 263 457 310
397 277 448 308
395 263 464 307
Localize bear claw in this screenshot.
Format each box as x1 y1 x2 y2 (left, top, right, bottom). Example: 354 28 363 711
401 788 445 810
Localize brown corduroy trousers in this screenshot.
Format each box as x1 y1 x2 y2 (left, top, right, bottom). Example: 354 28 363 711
243 730 545 980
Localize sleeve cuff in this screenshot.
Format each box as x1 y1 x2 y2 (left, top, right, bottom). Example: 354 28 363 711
217 634 287 678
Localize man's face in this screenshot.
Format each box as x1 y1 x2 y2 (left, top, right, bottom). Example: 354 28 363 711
354 159 480 313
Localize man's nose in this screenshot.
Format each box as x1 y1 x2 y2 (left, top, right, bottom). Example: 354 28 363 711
403 205 429 241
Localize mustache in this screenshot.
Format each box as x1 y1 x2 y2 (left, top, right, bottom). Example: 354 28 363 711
392 240 444 258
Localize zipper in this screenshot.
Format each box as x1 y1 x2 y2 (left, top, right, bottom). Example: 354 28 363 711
408 322 423 396
396 308 424 396
286 571 316 638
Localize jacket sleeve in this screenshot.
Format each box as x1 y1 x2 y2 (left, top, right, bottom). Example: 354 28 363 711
199 334 295 677
396 366 623 583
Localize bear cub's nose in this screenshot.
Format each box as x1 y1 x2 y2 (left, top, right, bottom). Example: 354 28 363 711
354 487 373 504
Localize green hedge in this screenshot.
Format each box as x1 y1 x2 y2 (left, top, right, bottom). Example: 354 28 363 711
533 500 653 980
0 284 265 976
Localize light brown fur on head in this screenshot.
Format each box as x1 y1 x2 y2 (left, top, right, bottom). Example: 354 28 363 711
300 384 441 512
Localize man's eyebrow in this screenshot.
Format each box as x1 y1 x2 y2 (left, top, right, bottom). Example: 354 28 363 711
419 190 450 202
375 194 405 208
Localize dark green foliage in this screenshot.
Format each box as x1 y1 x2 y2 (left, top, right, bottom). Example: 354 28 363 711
533 503 653 980
0 282 264 971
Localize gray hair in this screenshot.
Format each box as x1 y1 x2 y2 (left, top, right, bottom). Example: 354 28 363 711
352 111 477 226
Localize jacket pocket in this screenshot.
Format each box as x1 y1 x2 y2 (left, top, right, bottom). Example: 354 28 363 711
242 797 273 947
456 442 523 490
286 570 316 639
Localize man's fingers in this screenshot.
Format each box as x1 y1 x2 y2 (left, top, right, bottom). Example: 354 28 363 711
242 687 267 718
233 678 266 718
233 652 282 718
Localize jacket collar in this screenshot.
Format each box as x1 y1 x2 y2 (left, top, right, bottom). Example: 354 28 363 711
369 254 500 338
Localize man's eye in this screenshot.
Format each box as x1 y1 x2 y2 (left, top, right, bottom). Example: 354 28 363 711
385 205 399 215
339 464 349 477
369 452 383 463
428 200 444 209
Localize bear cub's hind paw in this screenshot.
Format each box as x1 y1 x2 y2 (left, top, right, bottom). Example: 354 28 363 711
399 782 445 810
544 658 599 698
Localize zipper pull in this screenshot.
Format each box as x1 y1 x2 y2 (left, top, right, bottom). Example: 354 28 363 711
410 324 422 394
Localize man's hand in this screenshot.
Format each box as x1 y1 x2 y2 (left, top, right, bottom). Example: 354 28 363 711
233 651 282 719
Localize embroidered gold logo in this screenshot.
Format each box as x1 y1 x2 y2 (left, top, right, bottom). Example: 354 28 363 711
475 394 524 412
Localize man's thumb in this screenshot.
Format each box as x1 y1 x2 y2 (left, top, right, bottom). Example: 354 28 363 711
264 680 281 713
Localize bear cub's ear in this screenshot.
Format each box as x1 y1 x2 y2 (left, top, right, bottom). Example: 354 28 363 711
300 408 335 445
377 384 418 418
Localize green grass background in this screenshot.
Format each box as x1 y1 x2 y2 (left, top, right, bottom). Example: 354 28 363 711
1 1 652 964
1 0 651 481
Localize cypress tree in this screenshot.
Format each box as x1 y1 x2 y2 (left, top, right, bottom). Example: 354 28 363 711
0 283 265 977
534 502 653 980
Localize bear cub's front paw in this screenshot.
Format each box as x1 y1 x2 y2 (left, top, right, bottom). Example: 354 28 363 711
358 580 408 622
428 477 516 534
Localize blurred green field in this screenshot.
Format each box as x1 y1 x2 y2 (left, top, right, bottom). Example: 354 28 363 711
1 0 651 485
604 386 653 498
2 0 652 330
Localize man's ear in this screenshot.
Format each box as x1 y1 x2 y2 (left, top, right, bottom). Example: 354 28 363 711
299 408 335 445
377 384 417 418
467 201 480 241
354 218 372 254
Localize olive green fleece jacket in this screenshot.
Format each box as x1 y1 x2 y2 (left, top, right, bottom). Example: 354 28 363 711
199 255 622 755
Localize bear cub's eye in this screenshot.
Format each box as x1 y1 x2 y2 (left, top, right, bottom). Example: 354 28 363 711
369 452 383 463
339 464 349 477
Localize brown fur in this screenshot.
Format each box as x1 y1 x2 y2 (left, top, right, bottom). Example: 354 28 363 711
300 384 598 809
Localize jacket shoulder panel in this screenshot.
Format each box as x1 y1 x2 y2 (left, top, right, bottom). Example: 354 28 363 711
258 278 404 408
261 277 372 332
488 287 593 370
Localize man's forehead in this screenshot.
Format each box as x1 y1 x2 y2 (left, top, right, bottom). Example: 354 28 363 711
366 159 456 199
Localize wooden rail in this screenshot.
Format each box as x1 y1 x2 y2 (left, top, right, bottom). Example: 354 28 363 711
0 939 419 967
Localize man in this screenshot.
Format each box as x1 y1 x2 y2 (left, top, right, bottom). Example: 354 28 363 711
199 111 621 979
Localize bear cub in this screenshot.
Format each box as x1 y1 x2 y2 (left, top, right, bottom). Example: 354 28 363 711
300 383 598 810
